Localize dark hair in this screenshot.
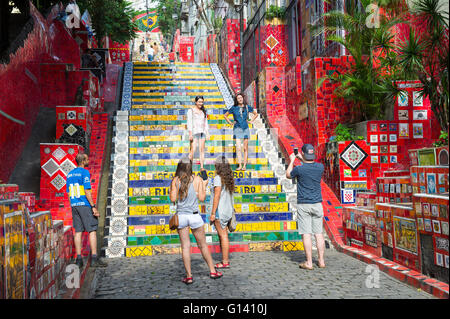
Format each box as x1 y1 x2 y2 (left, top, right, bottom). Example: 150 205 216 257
215 156 234 194
75 153 87 166
195 96 207 118
233 92 247 106
174 158 193 201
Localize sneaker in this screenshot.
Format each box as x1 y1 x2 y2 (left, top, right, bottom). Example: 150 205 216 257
75 257 84 268
91 257 107 268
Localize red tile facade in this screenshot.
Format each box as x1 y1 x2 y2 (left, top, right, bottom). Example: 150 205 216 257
218 19 244 92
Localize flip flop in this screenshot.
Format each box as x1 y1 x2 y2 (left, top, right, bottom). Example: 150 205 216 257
210 271 223 279
299 262 313 270
182 277 193 285
215 262 230 269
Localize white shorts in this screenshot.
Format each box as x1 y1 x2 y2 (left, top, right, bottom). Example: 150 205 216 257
178 213 204 230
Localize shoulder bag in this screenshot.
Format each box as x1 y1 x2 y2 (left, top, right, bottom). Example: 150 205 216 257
169 179 180 230
227 193 237 232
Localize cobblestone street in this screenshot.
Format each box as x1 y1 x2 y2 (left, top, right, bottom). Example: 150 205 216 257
91 251 434 299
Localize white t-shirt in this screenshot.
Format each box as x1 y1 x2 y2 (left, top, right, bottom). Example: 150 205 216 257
148 47 154 56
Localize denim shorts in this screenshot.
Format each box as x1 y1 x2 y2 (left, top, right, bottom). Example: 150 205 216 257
193 132 206 140
233 127 250 139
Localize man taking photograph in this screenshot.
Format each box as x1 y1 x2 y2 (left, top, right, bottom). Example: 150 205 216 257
286 144 326 270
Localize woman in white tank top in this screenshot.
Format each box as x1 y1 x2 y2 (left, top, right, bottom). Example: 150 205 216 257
169 158 223 284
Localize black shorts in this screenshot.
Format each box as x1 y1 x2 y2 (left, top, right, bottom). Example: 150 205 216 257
71 206 98 233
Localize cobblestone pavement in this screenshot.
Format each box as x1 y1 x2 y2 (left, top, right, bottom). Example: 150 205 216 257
92 250 435 299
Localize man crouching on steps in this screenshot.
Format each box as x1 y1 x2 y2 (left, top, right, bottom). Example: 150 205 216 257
286 144 326 270
66 153 107 268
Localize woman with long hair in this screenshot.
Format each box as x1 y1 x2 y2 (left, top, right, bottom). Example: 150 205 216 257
224 93 258 171
169 158 223 284
187 96 209 170
209 156 235 269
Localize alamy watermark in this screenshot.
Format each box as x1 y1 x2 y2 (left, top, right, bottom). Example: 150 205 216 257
365 3 381 28
65 264 81 289
365 264 380 289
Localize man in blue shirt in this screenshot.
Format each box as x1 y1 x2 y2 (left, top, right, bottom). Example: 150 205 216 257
286 144 326 270
66 153 106 268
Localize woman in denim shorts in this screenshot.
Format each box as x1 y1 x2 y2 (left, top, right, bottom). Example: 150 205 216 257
224 93 258 171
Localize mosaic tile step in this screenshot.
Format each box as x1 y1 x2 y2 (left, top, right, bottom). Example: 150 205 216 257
127 135 259 143
128 124 237 131
133 74 215 77
132 80 218 85
129 119 228 125
131 98 224 104
132 92 222 97
127 140 263 147
133 78 216 82
128 109 226 116
130 104 227 109
124 230 302 246
133 65 211 69
127 164 272 172
128 128 256 135
123 241 304 257
128 178 279 188
128 152 269 161
132 88 221 94
126 193 287 205
129 145 264 154
128 158 269 167
133 70 214 74
127 184 282 196
128 170 275 180
123 220 297 236
132 84 220 89
122 212 294 226
125 202 289 215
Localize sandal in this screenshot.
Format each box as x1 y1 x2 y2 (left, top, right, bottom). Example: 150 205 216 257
210 271 223 279
299 262 313 270
215 262 230 269
182 277 193 285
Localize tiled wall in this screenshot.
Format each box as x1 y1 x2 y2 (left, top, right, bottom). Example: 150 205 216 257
0 4 82 183
179 37 195 63
259 24 289 69
109 41 130 65
218 19 242 93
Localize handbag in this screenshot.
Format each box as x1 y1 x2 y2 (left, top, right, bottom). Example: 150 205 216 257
227 194 237 232
169 213 179 230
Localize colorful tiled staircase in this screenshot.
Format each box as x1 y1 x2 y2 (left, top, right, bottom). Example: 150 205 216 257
103 62 303 258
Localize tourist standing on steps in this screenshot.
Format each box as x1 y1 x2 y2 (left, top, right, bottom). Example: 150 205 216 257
153 42 159 57
148 45 154 62
187 96 209 171
209 156 235 269
169 158 223 284
286 144 326 270
224 93 258 171
66 153 107 268
139 40 146 61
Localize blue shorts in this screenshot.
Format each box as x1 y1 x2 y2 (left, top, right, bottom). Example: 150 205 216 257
233 127 250 139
